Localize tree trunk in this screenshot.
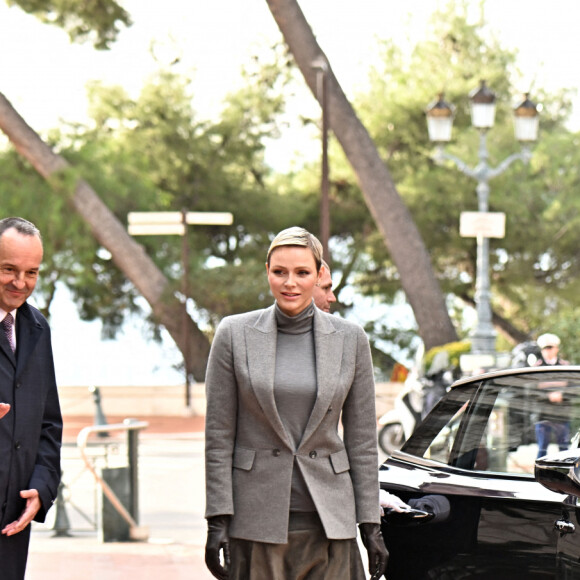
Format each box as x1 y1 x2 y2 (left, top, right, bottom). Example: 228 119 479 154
0 92 210 382
265 0 458 350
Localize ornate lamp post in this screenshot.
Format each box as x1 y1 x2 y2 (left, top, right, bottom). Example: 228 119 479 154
426 81 539 355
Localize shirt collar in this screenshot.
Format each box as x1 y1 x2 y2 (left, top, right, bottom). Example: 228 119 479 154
0 308 17 322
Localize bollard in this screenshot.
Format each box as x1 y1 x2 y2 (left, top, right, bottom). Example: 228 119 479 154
89 385 109 438
125 418 141 522
52 480 71 537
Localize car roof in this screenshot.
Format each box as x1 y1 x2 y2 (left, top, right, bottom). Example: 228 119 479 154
451 365 580 390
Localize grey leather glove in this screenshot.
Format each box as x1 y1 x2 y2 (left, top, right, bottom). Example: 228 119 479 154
359 522 388 580
205 515 231 580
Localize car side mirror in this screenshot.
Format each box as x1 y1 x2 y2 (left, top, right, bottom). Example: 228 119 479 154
535 449 580 497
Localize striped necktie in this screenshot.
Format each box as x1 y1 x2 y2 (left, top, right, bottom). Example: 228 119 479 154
1 313 15 352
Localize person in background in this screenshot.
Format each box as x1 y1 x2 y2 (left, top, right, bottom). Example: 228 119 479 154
0 217 62 580
313 259 337 313
536 333 569 367
534 333 570 458
204 226 387 580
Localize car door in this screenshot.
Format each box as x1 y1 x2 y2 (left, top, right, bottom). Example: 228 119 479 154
380 369 580 579
551 496 580 579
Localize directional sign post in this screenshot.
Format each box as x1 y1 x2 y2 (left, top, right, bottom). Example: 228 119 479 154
460 212 506 239
127 210 233 409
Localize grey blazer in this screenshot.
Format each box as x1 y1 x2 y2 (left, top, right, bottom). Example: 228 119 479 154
204 303 380 544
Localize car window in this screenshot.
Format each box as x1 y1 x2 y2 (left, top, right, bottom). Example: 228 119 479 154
402 383 479 460
408 371 580 476
423 400 469 464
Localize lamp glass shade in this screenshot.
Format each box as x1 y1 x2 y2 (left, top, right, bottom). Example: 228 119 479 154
514 94 539 142
514 116 539 142
470 102 496 129
427 115 453 142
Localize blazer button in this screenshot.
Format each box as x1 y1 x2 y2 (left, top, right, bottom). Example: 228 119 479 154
14 441 21 450
272 448 281 457
309 450 317 459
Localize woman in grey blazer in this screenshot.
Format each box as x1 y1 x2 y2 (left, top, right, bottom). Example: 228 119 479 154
204 227 387 580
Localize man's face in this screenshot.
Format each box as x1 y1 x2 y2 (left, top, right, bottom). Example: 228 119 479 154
0 228 43 312
542 344 559 364
313 266 336 313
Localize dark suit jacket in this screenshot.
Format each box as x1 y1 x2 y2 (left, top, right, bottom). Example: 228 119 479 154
205 304 381 544
0 301 62 577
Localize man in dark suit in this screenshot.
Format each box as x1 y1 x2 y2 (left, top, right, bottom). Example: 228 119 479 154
0 217 62 579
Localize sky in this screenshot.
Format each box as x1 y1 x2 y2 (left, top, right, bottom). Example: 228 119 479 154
2 0 580 386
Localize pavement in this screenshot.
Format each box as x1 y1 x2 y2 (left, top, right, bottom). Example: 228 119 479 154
26 413 215 580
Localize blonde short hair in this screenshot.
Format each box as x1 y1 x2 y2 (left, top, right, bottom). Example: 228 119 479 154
266 227 323 271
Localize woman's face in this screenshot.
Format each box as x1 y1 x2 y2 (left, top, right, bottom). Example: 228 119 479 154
267 246 319 317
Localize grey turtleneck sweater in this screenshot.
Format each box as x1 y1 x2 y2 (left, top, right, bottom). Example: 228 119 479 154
273 301 317 512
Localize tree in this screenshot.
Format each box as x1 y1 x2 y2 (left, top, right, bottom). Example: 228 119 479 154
10 0 580 369
0 90 212 380
264 0 458 351
0 47 301 380
352 4 580 353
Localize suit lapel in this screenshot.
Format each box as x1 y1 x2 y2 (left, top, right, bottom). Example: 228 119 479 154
298 309 343 449
15 303 43 376
245 306 294 449
0 331 15 367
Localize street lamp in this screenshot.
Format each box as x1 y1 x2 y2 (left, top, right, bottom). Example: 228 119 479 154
312 57 330 262
426 81 539 355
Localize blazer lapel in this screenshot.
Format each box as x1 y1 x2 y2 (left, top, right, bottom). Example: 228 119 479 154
245 306 294 449
298 309 344 449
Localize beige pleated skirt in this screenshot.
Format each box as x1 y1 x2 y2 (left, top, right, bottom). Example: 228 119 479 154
229 512 366 580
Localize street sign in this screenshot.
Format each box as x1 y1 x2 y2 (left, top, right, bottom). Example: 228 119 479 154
460 211 505 239
128 223 186 236
127 211 233 232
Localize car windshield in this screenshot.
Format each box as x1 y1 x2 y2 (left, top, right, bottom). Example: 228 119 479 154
401 370 580 476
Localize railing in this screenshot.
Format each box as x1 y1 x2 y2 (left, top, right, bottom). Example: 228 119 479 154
76 418 150 541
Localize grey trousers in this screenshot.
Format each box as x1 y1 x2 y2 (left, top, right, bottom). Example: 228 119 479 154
229 512 366 580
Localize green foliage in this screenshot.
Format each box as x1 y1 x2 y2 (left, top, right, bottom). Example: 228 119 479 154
7 0 580 371
340 1 580 358
424 341 472 373
0 146 142 327
0 46 311 337
9 0 131 49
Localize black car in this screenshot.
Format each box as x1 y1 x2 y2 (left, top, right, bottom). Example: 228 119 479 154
379 365 580 579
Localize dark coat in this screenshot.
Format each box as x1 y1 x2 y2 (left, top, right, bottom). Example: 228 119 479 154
0 301 62 578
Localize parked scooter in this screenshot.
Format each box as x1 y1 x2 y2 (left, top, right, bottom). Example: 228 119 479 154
510 340 541 368
378 350 455 455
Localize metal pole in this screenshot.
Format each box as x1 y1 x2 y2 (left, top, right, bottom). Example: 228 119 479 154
434 132 532 355
181 210 191 409
320 68 330 261
470 132 497 354
126 419 140 522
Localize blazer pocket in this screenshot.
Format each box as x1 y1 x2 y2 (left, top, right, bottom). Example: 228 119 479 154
330 449 350 474
233 447 256 471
